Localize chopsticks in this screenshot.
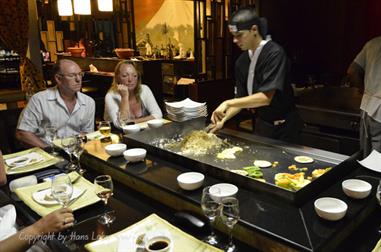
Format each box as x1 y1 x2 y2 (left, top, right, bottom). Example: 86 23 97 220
67 189 87 207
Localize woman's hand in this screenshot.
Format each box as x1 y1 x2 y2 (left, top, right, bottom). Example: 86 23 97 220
117 84 129 97
32 208 74 234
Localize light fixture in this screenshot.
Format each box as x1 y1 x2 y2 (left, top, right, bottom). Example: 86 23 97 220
74 0 91 15
97 0 113 12
57 0 73 16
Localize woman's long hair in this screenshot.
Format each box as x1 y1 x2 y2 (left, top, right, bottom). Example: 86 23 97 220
109 61 142 102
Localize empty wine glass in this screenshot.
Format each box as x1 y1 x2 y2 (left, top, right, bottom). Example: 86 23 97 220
61 136 77 171
94 175 115 225
117 112 131 128
45 124 59 155
51 174 73 208
220 197 240 252
201 186 221 245
72 136 86 175
99 121 111 138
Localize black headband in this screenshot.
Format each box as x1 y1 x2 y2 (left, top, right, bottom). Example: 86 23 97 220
229 17 267 38
228 16 261 33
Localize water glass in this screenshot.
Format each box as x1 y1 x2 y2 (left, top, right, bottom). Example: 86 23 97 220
201 186 221 245
51 174 73 208
117 112 131 128
45 124 58 155
61 136 77 171
72 136 86 175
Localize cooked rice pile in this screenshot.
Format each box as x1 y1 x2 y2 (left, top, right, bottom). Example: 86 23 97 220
179 130 223 155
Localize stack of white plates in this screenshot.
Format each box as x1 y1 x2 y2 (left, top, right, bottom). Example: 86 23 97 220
165 98 207 122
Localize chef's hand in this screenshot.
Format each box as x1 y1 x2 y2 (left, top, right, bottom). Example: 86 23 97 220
209 121 224 134
211 102 228 124
117 84 129 97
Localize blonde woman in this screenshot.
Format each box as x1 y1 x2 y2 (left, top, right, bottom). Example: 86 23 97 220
104 61 162 128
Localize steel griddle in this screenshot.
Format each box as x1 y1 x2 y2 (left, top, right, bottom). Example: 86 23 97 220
124 118 354 205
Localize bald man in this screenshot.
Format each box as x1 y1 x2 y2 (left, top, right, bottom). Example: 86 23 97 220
16 59 95 148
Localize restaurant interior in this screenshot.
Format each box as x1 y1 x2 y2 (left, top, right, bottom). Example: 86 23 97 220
1 0 381 251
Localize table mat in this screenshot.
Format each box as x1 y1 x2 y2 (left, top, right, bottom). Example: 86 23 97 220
4 147 61 175
85 213 222 252
14 172 101 216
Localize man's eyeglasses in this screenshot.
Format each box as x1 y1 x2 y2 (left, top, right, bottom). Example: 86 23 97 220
58 72 84 79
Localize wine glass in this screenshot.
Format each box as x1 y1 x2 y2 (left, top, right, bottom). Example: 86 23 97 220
201 186 221 245
99 121 111 138
220 197 240 252
117 112 131 128
45 124 59 155
51 174 73 208
61 136 77 171
94 175 115 225
72 136 86 175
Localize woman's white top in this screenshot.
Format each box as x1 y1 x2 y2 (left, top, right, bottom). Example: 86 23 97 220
104 84 162 128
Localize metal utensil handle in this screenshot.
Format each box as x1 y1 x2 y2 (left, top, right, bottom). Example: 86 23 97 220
67 189 87 207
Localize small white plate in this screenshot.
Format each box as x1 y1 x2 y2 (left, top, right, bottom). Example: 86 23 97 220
32 187 82 205
294 156 314 164
253 160 272 168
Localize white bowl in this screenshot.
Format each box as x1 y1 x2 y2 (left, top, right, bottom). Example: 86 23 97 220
122 124 141 134
209 183 238 202
342 179 372 199
177 172 205 190
123 148 147 162
144 230 172 252
314 197 347 221
147 119 163 128
104 143 127 157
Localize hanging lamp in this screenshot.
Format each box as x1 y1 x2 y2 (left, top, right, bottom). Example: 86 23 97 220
97 0 113 12
74 0 91 15
57 0 73 16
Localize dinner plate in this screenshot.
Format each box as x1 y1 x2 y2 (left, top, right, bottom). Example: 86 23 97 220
32 187 82 205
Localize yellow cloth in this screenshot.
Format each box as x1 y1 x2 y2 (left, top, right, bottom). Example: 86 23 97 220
372 239 381 252
4 147 61 175
14 172 101 216
53 132 120 148
85 213 222 252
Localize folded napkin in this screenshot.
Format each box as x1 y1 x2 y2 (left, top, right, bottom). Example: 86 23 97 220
14 172 100 216
85 214 222 252
0 204 18 241
4 147 61 175
358 150 381 172
9 175 37 192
